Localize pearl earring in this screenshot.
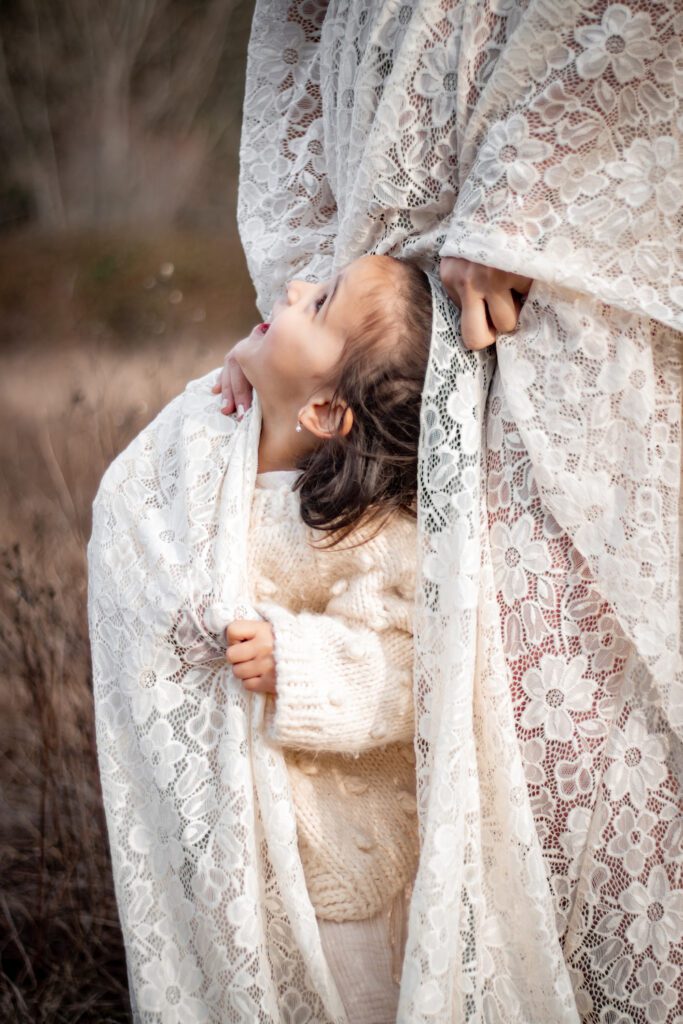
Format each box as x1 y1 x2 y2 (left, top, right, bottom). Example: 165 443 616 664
295 421 302 433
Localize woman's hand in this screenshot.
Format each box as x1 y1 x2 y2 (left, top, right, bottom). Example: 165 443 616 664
226 619 277 693
439 257 533 351
211 346 254 418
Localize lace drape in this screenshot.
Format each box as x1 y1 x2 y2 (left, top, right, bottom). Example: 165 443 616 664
237 1 682 1021
89 388 348 1022
89 1 682 1021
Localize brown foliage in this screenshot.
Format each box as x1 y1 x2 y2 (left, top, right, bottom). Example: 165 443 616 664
0 236 252 1017
0 227 255 348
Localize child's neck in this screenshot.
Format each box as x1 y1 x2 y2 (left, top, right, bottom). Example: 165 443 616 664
256 394 317 473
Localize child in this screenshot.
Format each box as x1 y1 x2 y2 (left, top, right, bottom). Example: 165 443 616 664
89 253 433 1024
224 254 431 1021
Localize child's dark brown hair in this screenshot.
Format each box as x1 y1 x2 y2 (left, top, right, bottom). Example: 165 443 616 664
295 258 432 544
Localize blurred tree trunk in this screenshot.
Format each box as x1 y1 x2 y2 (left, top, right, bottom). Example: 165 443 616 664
0 0 254 230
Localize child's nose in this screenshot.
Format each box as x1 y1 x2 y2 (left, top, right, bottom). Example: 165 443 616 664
286 279 309 304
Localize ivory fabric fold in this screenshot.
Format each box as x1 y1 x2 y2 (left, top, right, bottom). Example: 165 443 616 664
238 1 682 1020
89 2 682 1021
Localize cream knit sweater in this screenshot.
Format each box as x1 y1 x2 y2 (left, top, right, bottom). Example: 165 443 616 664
247 473 419 922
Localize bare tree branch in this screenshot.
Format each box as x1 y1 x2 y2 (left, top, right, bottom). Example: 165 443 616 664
27 0 66 227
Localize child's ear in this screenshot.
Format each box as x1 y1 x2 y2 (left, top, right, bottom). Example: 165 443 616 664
299 398 354 439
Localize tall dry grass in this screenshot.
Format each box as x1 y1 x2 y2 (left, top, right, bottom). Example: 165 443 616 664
0 341 234 1021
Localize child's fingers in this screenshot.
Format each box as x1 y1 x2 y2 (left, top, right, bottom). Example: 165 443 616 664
242 675 276 694
219 356 235 413
231 658 259 680
227 639 257 665
229 362 253 419
242 676 266 692
226 619 258 644
231 655 273 679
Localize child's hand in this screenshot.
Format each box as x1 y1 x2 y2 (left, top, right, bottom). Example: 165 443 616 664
211 346 254 418
226 620 277 693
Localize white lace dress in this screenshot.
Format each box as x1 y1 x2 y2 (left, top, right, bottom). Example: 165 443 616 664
237 2 683 1021
88 1 682 1021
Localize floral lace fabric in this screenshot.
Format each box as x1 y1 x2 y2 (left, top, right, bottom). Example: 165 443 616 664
87 2 682 1022
235 1 682 1021
89 386 351 1022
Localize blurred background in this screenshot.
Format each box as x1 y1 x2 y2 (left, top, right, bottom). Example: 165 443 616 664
0 2 257 1019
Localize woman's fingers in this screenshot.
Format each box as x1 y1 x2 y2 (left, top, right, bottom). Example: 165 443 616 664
233 661 262 681
232 659 259 680
241 669 276 693
460 292 497 350
441 257 501 349
508 272 533 296
216 353 254 418
213 340 256 417
439 256 467 307
440 256 533 348
486 289 519 335
210 354 235 412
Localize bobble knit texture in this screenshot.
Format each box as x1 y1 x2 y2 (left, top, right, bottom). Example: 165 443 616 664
247 479 419 922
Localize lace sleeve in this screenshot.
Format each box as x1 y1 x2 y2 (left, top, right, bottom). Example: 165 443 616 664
439 1 682 330
238 0 339 315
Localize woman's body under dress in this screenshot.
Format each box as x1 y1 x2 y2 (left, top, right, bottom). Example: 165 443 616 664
238 1 683 1019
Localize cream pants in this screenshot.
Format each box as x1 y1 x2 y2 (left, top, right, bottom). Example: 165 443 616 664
317 894 408 1024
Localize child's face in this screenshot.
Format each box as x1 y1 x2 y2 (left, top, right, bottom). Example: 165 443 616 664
234 255 398 407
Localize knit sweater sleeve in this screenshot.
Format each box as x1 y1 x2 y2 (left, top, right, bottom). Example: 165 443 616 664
257 523 416 755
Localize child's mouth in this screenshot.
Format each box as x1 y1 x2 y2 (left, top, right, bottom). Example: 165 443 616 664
258 322 270 334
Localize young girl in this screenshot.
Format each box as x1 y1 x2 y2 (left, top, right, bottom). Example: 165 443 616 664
225 253 431 1020
89 253 433 1024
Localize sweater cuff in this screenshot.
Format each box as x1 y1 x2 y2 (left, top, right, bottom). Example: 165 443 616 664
257 600 381 750
256 601 333 747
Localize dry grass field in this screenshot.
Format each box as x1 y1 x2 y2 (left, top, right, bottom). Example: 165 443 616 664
0 229 255 1021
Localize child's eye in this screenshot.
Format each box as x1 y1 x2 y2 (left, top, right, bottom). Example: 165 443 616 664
314 294 327 314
